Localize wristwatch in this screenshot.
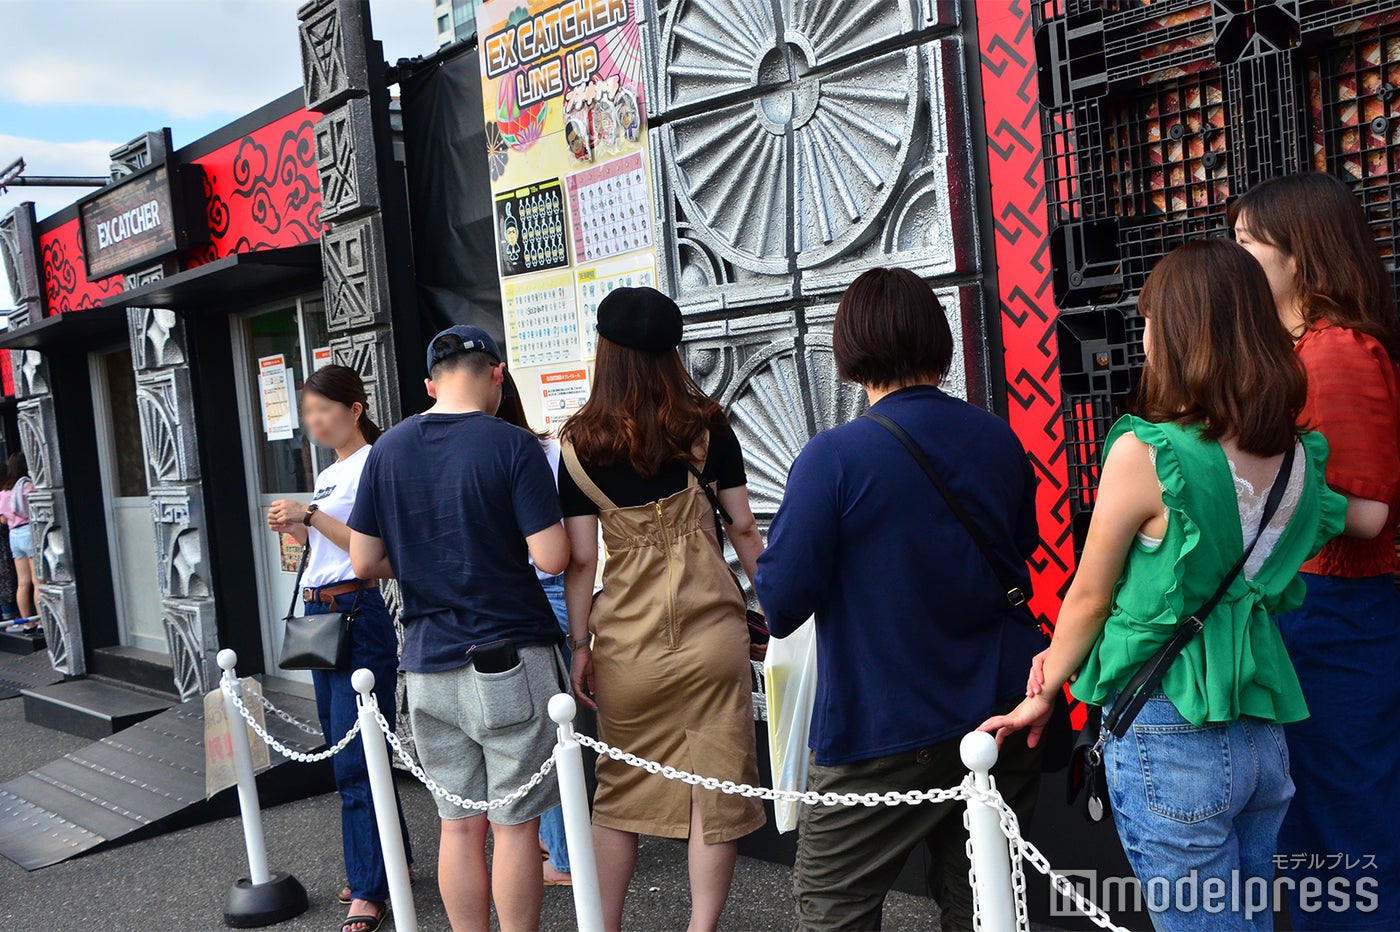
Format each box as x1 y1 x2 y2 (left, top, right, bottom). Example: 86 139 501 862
568 635 592 651
303 504 320 527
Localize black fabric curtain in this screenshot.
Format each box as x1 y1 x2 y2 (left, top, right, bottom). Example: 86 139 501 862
399 45 505 344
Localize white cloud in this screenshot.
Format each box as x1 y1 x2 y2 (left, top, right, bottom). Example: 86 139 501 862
0 0 436 119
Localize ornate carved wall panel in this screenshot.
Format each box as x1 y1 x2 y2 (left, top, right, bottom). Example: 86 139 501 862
323 214 390 331
35 584 81 676
13 350 48 400
162 598 217 702
149 485 210 601
329 330 394 424
135 368 200 485
0 203 42 307
299 0 370 111
127 307 186 371
26 490 71 586
16 396 61 488
315 99 379 223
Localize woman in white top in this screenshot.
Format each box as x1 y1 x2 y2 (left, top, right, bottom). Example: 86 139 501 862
267 365 411 932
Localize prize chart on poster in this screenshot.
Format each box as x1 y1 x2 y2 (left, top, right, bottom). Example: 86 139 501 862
576 252 657 359
503 270 582 368
566 151 653 265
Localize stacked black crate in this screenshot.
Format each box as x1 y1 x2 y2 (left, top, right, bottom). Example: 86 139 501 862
1033 0 1400 555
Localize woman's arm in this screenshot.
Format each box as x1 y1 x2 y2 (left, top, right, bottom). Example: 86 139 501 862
716 485 764 585
1342 494 1391 539
349 530 394 580
564 515 600 709
980 432 1163 746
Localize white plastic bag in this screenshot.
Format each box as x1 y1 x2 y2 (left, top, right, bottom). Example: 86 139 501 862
764 617 818 833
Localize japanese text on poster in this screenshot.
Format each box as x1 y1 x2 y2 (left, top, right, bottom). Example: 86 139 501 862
257 354 295 441
539 367 591 430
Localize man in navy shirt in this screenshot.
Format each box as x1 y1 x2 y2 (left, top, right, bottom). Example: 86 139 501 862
755 269 1045 931
349 325 568 932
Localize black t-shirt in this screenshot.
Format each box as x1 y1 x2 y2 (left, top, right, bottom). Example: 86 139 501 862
559 420 747 516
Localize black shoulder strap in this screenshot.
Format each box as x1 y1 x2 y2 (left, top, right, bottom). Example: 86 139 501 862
284 542 310 620
863 411 1032 615
1102 440 1297 740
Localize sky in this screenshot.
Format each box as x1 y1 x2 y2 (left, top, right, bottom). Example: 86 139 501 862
0 0 440 309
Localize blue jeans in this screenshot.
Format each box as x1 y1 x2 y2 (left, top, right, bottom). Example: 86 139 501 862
1104 692 1293 931
537 574 570 873
1277 573 1400 929
308 587 414 902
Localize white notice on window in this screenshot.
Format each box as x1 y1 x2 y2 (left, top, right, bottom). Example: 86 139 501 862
257 354 295 441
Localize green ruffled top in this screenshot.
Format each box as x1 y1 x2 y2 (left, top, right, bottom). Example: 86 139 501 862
1070 415 1346 726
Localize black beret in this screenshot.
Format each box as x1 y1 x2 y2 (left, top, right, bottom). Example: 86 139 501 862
596 286 682 352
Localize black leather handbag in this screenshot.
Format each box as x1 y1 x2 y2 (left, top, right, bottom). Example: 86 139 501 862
1068 442 1296 822
278 546 359 672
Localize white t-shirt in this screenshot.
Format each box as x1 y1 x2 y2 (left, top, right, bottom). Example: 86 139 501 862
303 443 372 589
535 438 561 583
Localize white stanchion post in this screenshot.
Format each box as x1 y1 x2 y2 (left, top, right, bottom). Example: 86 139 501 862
960 731 1016 931
216 649 308 928
549 694 604 932
219 649 271 884
352 669 418 932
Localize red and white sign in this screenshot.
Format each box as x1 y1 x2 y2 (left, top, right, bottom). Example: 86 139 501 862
539 367 590 430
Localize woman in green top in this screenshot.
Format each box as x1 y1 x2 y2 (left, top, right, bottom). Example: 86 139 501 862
982 239 1345 930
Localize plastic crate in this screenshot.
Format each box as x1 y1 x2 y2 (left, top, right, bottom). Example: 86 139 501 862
1062 391 1133 550
1057 303 1141 396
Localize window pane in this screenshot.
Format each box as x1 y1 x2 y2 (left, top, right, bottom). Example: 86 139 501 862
103 349 148 497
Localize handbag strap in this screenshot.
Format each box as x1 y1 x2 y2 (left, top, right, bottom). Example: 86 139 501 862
1101 440 1297 742
284 542 311 620
863 411 1035 621
683 461 751 604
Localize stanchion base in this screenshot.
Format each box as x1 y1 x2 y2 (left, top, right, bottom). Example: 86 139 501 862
223 871 309 928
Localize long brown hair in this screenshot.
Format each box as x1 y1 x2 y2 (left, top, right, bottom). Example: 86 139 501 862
301 364 382 443
558 337 725 477
495 371 548 440
1136 239 1306 456
1 452 26 492
1229 172 1400 360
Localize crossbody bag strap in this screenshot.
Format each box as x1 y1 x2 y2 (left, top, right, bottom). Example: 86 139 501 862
1101 441 1297 741
863 411 1033 616
284 542 311 620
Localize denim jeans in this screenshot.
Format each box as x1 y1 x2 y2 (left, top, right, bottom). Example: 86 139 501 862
308 587 414 902
1104 691 1293 931
536 573 571 873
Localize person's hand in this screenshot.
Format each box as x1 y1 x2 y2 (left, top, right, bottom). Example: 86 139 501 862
267 499 308 530
749 641 767 663
570 647 597 711
1027 649 1049 696
978 693 1055 750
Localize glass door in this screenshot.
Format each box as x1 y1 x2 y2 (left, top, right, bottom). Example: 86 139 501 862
91 346 165 654
232 297 330 680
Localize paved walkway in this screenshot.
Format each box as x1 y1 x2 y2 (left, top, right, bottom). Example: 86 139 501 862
0 697 1079 931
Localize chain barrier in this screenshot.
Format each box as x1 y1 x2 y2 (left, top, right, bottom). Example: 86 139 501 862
223 682 1127 930
221 677 361 763
372 706 557 812
257 692 324 736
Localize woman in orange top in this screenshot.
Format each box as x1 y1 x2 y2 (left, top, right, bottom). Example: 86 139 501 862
1232 173 1400 931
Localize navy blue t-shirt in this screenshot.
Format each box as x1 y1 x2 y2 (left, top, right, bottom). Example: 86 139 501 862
347 412 563 673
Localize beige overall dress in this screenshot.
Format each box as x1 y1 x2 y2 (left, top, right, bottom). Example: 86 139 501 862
561 437 765 844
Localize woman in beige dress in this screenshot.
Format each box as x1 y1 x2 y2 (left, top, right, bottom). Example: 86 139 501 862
558 287 766 932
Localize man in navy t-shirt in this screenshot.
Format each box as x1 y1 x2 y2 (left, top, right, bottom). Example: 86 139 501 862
349 325 568 932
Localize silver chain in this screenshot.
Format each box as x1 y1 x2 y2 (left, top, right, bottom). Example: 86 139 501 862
221 678 362 763
219 685 1127 931
372 706 556 812
258 692 324 736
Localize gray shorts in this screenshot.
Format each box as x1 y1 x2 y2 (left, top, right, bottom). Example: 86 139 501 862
405 644 565 824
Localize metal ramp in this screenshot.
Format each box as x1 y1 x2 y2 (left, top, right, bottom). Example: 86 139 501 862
0 677 332 870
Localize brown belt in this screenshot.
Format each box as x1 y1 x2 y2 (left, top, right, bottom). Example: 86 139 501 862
302 579 377 604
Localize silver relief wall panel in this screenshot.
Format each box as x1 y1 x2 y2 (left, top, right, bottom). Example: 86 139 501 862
35 585 81 675
162 598 218 702
149 485 211 602
16 396 62 489
127 307 187 371
135 368 200 486
643 0 987 405
26 490 72 586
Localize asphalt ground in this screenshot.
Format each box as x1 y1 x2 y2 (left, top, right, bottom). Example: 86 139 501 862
0 696 1079 931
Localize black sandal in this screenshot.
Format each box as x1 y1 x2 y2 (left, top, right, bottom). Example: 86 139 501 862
339 903 387 932
338 884 352 905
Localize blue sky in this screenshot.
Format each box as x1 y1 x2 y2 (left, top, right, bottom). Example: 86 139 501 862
0 0 441 308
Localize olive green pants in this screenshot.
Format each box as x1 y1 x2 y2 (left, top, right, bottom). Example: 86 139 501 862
792 723 1042 931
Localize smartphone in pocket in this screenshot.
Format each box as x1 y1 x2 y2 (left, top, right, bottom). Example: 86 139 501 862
469 639 520 674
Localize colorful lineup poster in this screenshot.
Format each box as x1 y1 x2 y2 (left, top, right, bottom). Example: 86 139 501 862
539 367 591 430
478 0 663 426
